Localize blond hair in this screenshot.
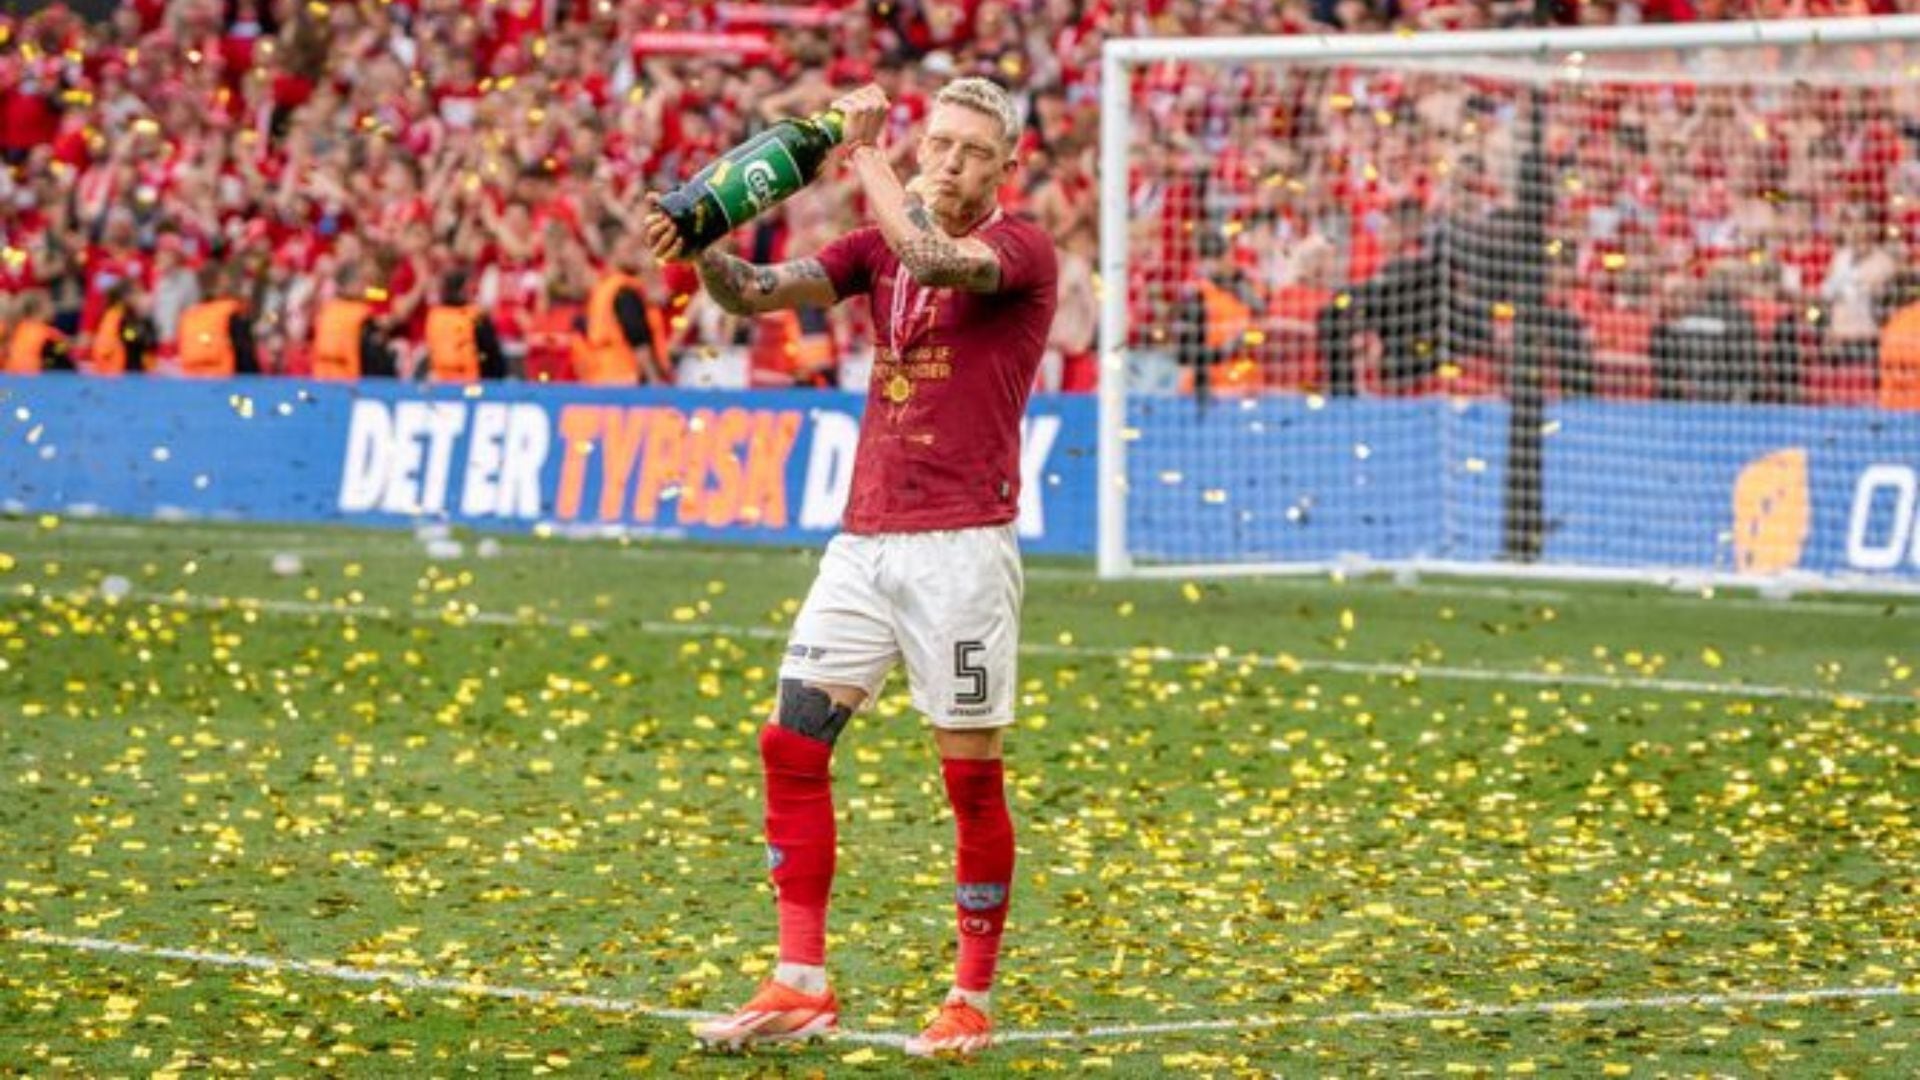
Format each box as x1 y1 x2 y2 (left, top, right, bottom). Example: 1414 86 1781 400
935 77 1021 154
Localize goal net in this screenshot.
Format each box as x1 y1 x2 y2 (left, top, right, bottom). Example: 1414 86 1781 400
1097 18 1920 592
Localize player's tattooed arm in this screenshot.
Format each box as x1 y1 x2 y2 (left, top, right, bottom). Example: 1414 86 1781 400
695 251 835 315
851 149 1004 293
896 201 1002 292
693 250 765 315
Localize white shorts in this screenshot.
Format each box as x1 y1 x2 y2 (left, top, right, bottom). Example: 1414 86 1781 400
779 525 1023 729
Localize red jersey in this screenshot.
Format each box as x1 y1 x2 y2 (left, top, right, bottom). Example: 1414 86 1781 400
81 247 148 337
817 214 1058 535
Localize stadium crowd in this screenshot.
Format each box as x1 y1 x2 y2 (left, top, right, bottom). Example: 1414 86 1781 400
3 0 1919 407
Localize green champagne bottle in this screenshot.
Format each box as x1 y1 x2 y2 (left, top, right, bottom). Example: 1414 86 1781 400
657 110 847 256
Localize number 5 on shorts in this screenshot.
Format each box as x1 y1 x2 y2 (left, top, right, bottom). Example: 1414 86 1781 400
954 641 988 706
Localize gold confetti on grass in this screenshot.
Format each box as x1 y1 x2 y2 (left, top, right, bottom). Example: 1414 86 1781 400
0 526 1912 1073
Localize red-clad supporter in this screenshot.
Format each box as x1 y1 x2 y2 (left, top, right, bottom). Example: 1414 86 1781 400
1047 217 1098 391
78 209 148 345
523 282 587 384
1 45 64 164
1 0 1914 401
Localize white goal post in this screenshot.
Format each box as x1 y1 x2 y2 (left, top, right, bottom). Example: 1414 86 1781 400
1097 17 1920 594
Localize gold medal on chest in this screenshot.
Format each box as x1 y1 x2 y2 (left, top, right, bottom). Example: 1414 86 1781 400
886 373 914 404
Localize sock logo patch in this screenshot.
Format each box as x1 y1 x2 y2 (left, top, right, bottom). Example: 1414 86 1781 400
766 844 785 870
960 915 996 936
956 883 1007 911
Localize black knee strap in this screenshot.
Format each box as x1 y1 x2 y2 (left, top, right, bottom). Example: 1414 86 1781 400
778 679 854 745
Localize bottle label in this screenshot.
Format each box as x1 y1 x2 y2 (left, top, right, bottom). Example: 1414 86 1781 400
708 141 804 230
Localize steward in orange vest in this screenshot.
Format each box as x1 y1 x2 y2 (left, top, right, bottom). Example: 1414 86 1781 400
311 264 396 380
177 267 259 379
177 297 259 378
1879 271 1920 411
5 291 72 374
581 269 672 385
1175 246 1266 401
424 271 507 382
751 309 838 388
88 282 158 377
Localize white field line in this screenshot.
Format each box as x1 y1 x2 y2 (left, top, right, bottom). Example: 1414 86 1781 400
994 983 1920 1044
1 517 1912 617
4 929 722 1030
11 585 1918 706
7 930 1913 1051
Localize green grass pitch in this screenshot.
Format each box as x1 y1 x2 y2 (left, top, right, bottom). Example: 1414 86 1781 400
0 516 1915 1076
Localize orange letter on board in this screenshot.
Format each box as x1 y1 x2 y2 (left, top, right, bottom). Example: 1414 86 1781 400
741 410 801 528
632 408 687 523
554 405 604 521
700 408 752 527
598 407 650 521
677 408 715 526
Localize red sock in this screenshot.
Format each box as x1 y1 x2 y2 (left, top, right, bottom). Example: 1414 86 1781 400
761 725 836 967
943 757 1015 993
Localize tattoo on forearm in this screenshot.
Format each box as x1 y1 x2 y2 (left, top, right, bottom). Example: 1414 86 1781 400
900 235 1000 289
698 253 829 313
697 250 758 315
897 203 999 290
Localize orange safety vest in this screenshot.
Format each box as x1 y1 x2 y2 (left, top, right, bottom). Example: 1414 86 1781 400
1879 300 1920 410
1268 283 1331 390
751 310 799 384
6 320 62 375
752 310 837 385
1198 278 1262 393
425 305 482 382
583 274 670 385
525 304 586 383
92 304 130 376
178 299 242 378
796 331 835 373
1200 279 1255 352
312 298 373 381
